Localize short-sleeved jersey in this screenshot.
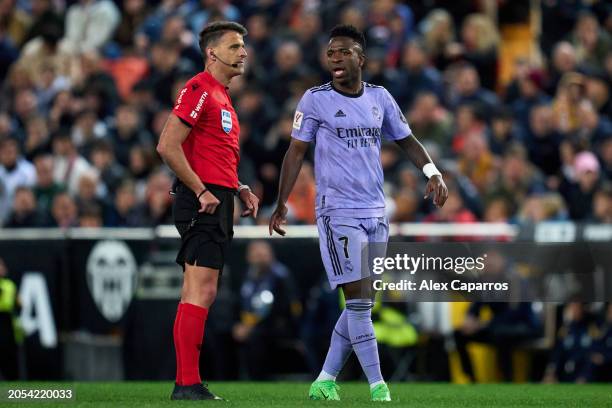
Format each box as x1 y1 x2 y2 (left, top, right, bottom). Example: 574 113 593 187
291 82 412 218
173 71 240 189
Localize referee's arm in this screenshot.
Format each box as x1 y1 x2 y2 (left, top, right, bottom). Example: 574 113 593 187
157 113 205 195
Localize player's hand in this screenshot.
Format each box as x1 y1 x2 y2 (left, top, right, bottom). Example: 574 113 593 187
269 203 288 236
424 175 448 208
198 190 220 214
239 189 259 218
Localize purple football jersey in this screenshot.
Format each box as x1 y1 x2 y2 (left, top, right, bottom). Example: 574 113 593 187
291 82 412 218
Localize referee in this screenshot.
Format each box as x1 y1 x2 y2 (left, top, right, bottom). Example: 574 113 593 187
156 21 259 401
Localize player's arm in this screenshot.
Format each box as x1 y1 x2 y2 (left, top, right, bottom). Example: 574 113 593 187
269 138 310 236
156 114 220 214
395 136 448 208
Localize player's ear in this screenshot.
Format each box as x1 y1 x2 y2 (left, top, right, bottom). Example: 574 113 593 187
358 52 365 68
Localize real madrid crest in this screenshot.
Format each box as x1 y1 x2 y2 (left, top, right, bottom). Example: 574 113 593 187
371 106 381 121
221 109 232 133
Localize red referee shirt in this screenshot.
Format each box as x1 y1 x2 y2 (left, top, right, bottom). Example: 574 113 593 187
172 71 240 189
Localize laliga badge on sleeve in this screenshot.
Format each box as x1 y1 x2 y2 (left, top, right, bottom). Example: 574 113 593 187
221 109 232 133
293 110 303 130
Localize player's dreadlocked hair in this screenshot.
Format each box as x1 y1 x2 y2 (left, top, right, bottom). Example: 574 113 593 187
198 21 248 55
329 25 366 50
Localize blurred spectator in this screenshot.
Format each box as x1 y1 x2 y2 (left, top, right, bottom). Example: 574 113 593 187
488 143 545 212
266 41 310 108
597 136 612 180
420 8 455 72
0 257 19 380
128 145 155 201
130 170 172 226
32 154 62 215
543 302 598 383
393 38 443 110
189 0 241 36
574 99 612 148
74 170 104 215
23 115 51 160
392 185 419 222
553 72 586 134
109 104 153 168
560 151 602 220
71 109 107 159
525 104 562 177
78 201 103 227
448 64 499 115
5 185 46 227
486 106 522 157
512 69 550 129
455 14 499 90
0 18 19 83
72 51 119 119
235 85 278 145
0 137 36 224
0 0 609 231
546 42 578 95
517 193 568 224
23 0 64 46
233 240 301 380
451 103 486 155
292 11 323 70
286 161 316 224
570 11 611 71
455 301 541 382
60 0 120 55
114 0 151 50
147 40 185 107
590 184 612 223
457 129 496 194
90 139 126 197
483 196 513 223
103 179 138 226
51 130 96 196
407 92 452 155
582 303 612 382
362 47 398 90
49 190 77 228
0 0 31 46
584 70 611 118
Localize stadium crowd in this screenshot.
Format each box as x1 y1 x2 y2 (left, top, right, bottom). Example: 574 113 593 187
1 0 612 384
0 0 611 228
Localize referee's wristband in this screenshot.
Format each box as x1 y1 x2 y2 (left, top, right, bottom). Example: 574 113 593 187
422 162 441 179
237 184 251 194
197 188 207 199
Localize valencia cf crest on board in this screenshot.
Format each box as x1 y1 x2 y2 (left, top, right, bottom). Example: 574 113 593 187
221 109 232 133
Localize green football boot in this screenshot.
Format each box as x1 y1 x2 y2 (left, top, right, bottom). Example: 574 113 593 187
370 383 391 402
308 380 340 401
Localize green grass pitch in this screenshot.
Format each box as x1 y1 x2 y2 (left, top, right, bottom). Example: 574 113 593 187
3 382 611 407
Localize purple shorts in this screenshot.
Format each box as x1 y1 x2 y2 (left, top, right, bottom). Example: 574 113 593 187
316 216 389 289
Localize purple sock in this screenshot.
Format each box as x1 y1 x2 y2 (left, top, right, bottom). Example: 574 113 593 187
321 309 352 378
346 299 383 385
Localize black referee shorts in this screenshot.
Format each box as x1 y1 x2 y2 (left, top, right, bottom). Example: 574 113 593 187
172 180 235 272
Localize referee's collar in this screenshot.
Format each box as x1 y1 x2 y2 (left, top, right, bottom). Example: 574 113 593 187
203 70 230 90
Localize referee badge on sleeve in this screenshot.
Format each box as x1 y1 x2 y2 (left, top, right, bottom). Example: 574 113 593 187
221 109 232 133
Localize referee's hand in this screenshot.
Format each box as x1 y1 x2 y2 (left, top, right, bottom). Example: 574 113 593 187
269 204 288 236
198 190 221 214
